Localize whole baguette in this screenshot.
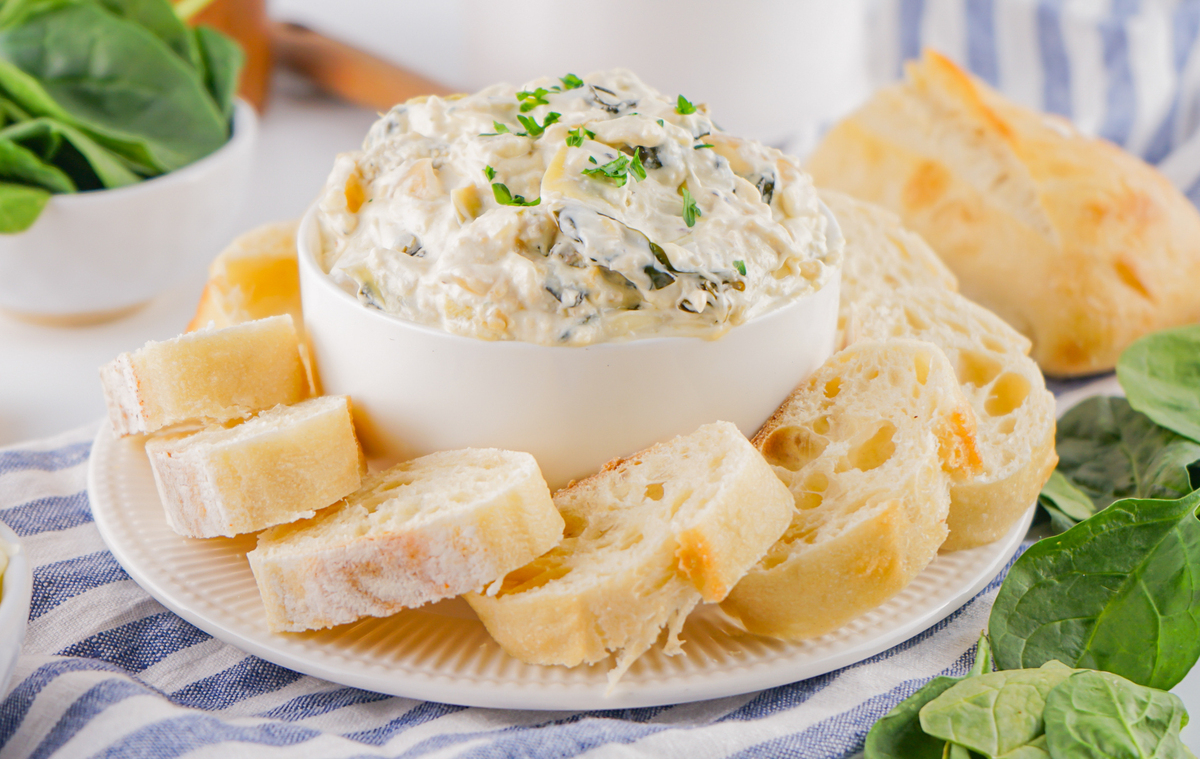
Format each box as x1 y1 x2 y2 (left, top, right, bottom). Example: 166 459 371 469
808 50 1200 376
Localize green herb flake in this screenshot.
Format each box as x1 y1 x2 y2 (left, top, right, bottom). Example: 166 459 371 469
565 126 595 148
516 87 550 112
516 112 560 138
557 73 584 91
481 120 512 136
734 260 746 276
629 150 646 181
694 143 714 149
483 165 495 181
582 154 633 187
491 182 540 207
657 118 665 127
676 94 697 115
682 188 702 227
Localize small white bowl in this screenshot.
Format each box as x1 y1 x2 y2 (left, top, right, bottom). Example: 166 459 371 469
0 521 31 698
0 100 257 325
299 206 841 488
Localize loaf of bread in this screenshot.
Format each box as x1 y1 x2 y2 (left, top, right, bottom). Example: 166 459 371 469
248 448 563 632
145 395 364 538
464 421 793 685
100 315 310 436
828 189 1057 550
720 340 980 640
808 50 1200 376
188 221 302 333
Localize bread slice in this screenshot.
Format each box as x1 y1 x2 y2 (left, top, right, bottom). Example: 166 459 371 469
145 395 364 538
853 286 1056 550
720 340 981 640
100 315 310 436
822 189 956 349
464 421 794 685
187 221 301 333
248 448 563 632
808 50 1200 376
824 189 957 299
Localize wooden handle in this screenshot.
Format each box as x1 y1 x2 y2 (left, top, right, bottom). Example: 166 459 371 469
270 21 454 111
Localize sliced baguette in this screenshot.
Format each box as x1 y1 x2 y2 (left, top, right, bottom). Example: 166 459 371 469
248 448 563 632
720 339 981 640
145 395 364 538
464 421 793 684
188 221 301 333
100 315 310 436
853 286 1056 550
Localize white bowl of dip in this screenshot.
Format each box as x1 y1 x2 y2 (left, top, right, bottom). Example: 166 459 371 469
0 100 256 325
299 204 841 489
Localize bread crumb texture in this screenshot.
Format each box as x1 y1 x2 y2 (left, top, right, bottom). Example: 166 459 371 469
465 420 792 686
248 448 562 633
722 339 978 640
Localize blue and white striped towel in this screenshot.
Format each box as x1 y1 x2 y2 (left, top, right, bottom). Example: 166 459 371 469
0 422 1012 758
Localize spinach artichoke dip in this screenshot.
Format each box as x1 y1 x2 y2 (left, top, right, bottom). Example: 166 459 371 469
315 69 838 346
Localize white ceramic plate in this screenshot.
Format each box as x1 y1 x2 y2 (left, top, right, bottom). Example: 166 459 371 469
88 423 1031 711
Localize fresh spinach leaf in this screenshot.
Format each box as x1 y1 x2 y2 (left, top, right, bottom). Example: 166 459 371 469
0 0 227 172
866 677 961 759
0 179 47 231
1056 396 1200 511
918 661 1074 757
989 490 1200 690
1037 470 1097 534
865 635 993 759
1118 324 1200 445
0 93 28 125
1043 670 1191 759
0 136 73 192
192 25 242 123
1 117 139 188
95 0 200 69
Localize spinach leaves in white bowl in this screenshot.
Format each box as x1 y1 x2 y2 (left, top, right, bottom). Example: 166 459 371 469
866 324 1200 758
0 0 242 232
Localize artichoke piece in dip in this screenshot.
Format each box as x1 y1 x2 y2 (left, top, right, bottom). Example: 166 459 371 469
315 69 839 346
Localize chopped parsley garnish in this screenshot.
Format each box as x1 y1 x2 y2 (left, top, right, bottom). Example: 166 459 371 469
657 118 665 127
682 188 701 227
516 87 551 112
629 150 646 181
516 111 560 138
734 259 747 276
492 182 540 206
676 94 697 115
555 73 584 91
694 143 714 149
480 120 515 136
582 153 646 187
483 165 496 181
565 126 595 147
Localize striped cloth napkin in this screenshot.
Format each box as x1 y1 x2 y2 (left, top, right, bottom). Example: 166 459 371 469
4 1 1199 756
0 422 1009 758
